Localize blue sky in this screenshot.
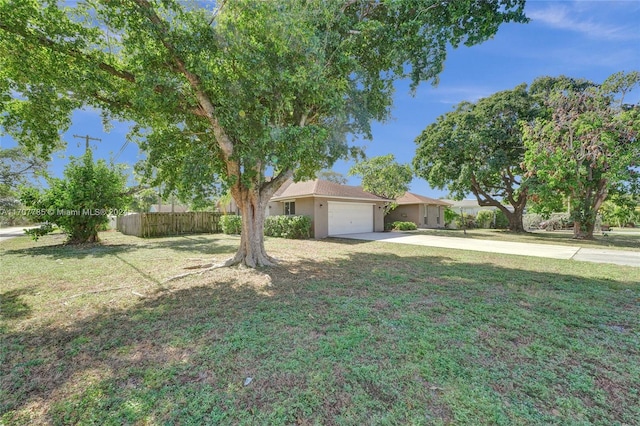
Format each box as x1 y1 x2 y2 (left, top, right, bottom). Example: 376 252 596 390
2 0 639 200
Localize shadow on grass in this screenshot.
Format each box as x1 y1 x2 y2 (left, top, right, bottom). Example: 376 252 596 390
1 234 237 259
142 235 239 255
1 249 639 425
0 286 37 320
1 243 138 260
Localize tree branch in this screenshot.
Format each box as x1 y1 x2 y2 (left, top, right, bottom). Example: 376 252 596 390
130 0 236 165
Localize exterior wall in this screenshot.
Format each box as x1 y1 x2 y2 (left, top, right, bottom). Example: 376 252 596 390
422 204 445 228
269 197 386 239
386 205 420 226
267 198 317 236
386 204 447 229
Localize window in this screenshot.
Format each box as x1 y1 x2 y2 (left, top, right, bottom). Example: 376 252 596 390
284 201 295 215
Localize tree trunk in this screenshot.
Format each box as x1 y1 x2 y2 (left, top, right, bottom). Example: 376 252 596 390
225 171 293 268
227 188 275 267
501 205 526 232
470 177 527 233
571 179 608 240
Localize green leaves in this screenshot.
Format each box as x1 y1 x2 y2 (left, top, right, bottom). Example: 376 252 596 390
522 72 640 238
349 154 412 214
19 151 130 243
2 0 528 263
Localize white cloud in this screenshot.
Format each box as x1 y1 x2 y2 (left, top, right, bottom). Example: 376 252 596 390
528 2 640 41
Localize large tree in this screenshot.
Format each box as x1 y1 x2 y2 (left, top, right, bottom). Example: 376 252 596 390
0 0 527 266
523 72 640 239
413 84 540 232
349 154 413 214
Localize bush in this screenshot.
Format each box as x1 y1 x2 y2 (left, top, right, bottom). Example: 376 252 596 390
454 214 475 229
475 210 494 229
494 210 509 229
220 214 242 234
391 221 417 231
443 207 458 228
264 215 311 239
19 151 129 243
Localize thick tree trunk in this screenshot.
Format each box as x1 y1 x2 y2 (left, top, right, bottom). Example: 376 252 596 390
501 205 526 232
226 188 275 267
471 180 527 233
224 171 293 268
571 180 608 240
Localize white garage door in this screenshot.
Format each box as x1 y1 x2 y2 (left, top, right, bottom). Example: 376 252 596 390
328 202 374 236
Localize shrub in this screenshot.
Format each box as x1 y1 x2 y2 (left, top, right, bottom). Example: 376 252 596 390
220 214 242 234
264 215 311 239
454 214 475 229
19 151 129 243
443 207 458 228
475 210 494 229
391 221 417 231
494 210 509 229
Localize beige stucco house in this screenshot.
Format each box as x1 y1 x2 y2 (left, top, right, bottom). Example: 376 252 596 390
268 179 389 238
385 192 451 229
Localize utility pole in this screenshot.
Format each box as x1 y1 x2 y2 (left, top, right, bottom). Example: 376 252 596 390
72 134 102 153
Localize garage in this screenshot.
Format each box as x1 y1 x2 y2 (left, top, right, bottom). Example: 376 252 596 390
328 201 374 236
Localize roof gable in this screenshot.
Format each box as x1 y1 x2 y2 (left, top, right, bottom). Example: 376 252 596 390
396 192 451 206
270 179 389 202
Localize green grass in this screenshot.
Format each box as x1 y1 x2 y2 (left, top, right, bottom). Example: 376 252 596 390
1 231 639 425
413 227 640 250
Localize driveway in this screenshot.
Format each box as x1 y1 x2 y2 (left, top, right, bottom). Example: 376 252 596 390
332 232 640 268
0 226 36 243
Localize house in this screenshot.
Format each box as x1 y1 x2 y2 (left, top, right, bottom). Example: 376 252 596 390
268 179 389 238
443 199 514 216
149 202 189 213
216 197 240 215
385 192 451 229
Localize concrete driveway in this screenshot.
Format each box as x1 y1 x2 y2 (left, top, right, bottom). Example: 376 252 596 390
332 232 640 268
0 226 36 243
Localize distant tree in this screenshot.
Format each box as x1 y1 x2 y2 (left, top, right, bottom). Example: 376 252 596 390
413 84 540 232
0 146 49 224
316 170 347 185
1 0 527 266
349 154 413 214
127 188 159 213
20 151 129 243
522 72 640 239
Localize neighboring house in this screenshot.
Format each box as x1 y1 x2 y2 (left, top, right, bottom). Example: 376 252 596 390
217 198 240 215
149 203 189 213
386 192 451 229
268 179 389 238
443 199 514 216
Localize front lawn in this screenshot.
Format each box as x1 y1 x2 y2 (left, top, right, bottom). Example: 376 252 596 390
1 231 639 425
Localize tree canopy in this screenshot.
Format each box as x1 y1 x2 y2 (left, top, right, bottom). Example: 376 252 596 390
522 72 640 239
0 0 527 266
349 154 413 214
413 84 540 231
20 151 130 243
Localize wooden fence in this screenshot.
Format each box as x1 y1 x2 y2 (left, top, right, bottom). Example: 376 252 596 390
116 212 224 237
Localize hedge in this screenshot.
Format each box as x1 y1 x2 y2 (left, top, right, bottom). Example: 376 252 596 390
264 215 311 239
221 214 312 239
391 221 417 231
220 215 242 234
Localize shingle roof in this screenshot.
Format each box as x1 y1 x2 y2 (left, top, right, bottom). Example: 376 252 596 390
271 179 390 201
396 192 451 206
